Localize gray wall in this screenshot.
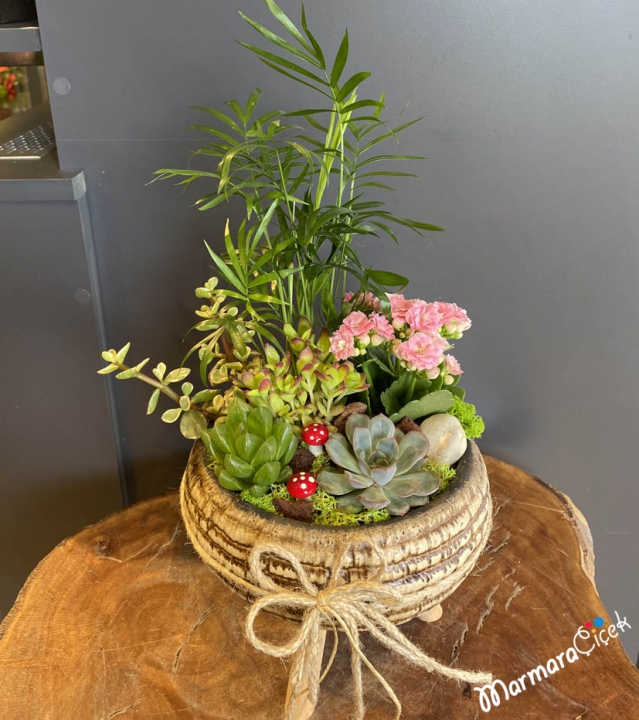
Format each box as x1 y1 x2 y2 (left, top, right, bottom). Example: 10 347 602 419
0 198 122 614
36 0 638 655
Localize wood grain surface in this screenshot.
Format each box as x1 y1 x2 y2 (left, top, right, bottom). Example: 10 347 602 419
0 456 637 719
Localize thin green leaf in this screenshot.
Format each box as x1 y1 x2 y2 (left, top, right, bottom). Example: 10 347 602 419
247 292 288 304
245 87 262 120
189 124 236 145
359 117 424 152
197 194 231 211
225 99 245 123
382 215 445 232
204 241 247 293
240 13 320 67
300 3 325 68
238 43 328 85
356 153 426 168
262 0 313 52
369 220 398 243
337 71 371 102
366 269 408 286
340 99 383 114
357 170 418 179
192 107 242 133
285 107 333 116
330 30 349 86
223 220 246 286
257 58 332 98
154 168 219 180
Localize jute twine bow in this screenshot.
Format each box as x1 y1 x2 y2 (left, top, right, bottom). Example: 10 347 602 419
245 543 492 720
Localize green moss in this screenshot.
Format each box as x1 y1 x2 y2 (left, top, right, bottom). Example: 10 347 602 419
239 482 292 514
425 460 456 496
240 482 390 526
311 453 331 475
312 487 391 526
450 397 485 439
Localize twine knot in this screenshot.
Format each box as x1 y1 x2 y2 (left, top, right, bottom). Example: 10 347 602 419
245 543 492 720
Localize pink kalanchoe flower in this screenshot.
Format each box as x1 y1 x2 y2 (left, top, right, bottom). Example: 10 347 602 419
387 293 414 328
343 291 382 312
363 292 383 312
330 326 356 361
395 332 450 371
369 312 395 341
443 354 463 376
342 311 374 339
405 300 444 334
433 302 471 338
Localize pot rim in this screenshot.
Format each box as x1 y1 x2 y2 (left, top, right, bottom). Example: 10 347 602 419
193 438 484 535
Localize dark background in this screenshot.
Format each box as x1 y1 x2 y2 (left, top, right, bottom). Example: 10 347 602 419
1 0 637 656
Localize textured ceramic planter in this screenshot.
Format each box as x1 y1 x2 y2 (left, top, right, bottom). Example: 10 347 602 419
181 439 492 624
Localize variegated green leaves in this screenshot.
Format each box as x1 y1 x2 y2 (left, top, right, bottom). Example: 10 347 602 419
98 343 222 439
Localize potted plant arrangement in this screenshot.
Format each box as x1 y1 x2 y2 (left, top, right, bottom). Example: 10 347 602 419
99 1 492 715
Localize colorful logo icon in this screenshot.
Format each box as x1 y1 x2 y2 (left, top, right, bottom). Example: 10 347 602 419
583 616 605 634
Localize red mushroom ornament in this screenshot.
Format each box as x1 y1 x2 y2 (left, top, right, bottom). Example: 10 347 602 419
287 471 318 499
301 423 329 456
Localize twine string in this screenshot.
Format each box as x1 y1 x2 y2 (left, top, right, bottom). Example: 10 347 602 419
245 543 492 720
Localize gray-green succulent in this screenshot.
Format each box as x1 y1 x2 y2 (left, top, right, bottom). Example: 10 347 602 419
202 398 297 497
317 413 439 516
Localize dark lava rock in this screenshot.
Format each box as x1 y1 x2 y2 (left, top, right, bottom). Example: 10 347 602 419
396 416 421 435
273 498 314 523
333 402 368 434
289 447 315 473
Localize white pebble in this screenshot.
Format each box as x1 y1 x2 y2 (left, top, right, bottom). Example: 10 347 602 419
419 414 467 466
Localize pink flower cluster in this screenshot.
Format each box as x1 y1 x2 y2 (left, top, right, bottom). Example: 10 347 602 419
330 309 394 361
388 294 471 339
330 292 471 379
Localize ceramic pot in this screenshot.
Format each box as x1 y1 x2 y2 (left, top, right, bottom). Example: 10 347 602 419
180 439 492 624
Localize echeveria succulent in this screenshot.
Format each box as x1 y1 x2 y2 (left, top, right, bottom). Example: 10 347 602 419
317 413 439 516
203 398 297 497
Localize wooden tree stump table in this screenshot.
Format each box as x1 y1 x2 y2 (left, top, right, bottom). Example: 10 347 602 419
0 456 637 719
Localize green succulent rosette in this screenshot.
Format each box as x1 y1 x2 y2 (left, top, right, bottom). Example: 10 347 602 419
317 413 440 516
203 398 297 497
